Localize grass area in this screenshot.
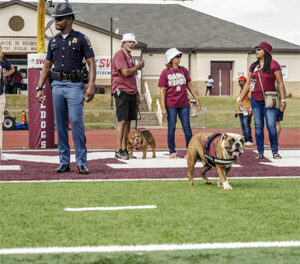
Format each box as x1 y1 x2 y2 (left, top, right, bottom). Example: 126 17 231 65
4 94 300 128
0 179 300 264
3 247 300 264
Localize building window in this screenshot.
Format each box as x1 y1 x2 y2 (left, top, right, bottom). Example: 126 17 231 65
9 16 25 32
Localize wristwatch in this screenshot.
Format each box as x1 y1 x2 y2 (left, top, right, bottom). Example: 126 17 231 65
36 86 43 92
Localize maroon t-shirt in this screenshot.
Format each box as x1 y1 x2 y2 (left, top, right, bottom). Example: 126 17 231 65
158 66 191 108
112 49 137 95
13 72 23 83
249 59 281 101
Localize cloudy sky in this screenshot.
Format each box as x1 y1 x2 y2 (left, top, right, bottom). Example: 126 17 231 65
19 0 300 45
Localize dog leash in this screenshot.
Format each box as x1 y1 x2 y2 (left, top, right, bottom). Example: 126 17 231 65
135 105 141 130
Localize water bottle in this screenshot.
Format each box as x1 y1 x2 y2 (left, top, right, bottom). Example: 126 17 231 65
239 106 248 116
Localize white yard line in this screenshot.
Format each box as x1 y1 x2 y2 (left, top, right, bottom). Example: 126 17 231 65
1 176 300 183
0 165 21 171
1 241 300 255
64 205 157 211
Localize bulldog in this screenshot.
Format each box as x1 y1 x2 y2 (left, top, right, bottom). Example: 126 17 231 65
187 132 245 190
127 130 156 159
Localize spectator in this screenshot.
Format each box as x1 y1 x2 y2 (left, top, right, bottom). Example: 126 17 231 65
12 67 23 94
235 76 253 146
205 75 214 96
112 33 144 160
159 48 201 159
5 75 13 94
0 44 15 160
238 41 286 159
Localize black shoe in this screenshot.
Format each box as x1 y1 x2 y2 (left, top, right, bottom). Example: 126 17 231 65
123 149 136 159
78 165 90 175
115 149 129 160
54 164 70 173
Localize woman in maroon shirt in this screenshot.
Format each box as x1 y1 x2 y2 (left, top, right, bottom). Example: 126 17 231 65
159 48 200 159
238 41 287 159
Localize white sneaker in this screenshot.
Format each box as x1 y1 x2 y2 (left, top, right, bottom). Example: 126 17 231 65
0 153 8 161
245 142 254 146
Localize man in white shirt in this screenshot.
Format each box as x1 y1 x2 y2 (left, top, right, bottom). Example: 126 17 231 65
205 75 214 96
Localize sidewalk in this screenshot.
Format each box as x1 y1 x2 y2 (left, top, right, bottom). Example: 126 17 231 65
3 128 300 150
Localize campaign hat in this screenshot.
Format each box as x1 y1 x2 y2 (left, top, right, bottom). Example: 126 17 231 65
51 3 80 17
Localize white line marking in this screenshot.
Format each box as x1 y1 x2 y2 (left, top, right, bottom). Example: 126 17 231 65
0 165 21 171
1 241 300 255
1 151 241 168
1 176 300 183
64 205 157 211
254 150 300 167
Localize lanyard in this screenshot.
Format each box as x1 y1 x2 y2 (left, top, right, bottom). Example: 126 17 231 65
122 49 135 64
254 65 263 73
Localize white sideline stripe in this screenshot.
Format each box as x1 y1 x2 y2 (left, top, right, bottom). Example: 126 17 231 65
64 205 156 211
1 176 300 183
1 241 300 255
0 165 21 171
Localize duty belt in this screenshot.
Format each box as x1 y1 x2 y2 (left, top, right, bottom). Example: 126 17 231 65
48 71 82 82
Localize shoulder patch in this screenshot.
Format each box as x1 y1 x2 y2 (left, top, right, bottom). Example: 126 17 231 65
84 35 92 48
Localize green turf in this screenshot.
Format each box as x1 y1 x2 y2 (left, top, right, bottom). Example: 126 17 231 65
2 247 300 264
1 179 300 247
0 179 300 263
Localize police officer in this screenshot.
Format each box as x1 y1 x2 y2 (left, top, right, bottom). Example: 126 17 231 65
36 3 96 174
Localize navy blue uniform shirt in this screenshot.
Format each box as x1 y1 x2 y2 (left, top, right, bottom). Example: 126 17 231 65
46 30 94 73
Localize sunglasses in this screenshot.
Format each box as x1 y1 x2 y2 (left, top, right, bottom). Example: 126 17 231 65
174 54 182 59
55 16 68 22
255 48 262 51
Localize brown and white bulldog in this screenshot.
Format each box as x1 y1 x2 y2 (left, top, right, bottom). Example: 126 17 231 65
187 132 245 190
127 130 156 159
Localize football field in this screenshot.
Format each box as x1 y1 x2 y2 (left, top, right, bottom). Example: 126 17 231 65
1 149 300 264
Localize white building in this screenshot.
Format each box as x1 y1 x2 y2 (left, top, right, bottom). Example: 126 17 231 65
1 0 300 97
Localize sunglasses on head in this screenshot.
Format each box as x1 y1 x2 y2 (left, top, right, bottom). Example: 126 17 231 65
55 16 68 22
255 48 262 51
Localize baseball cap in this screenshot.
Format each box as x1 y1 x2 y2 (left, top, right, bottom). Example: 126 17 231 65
238 76 247 82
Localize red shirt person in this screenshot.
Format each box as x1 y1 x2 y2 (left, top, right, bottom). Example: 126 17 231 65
159 48 200 159
238 41 286 160
13 70 23 94
112 33 144 160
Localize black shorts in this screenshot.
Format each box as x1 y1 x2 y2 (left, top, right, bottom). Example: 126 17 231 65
206 86 213 89
114 90 137 121
276 109 284 122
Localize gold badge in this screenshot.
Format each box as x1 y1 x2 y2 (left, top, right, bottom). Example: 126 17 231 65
72 38 78 44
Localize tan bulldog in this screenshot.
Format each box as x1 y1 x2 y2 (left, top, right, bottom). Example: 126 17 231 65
187 132 245 190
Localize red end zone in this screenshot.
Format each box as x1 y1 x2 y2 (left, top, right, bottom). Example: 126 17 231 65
1 149 300 182
1 128 299 182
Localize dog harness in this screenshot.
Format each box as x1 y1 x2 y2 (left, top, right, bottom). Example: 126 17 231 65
203 133 236 167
